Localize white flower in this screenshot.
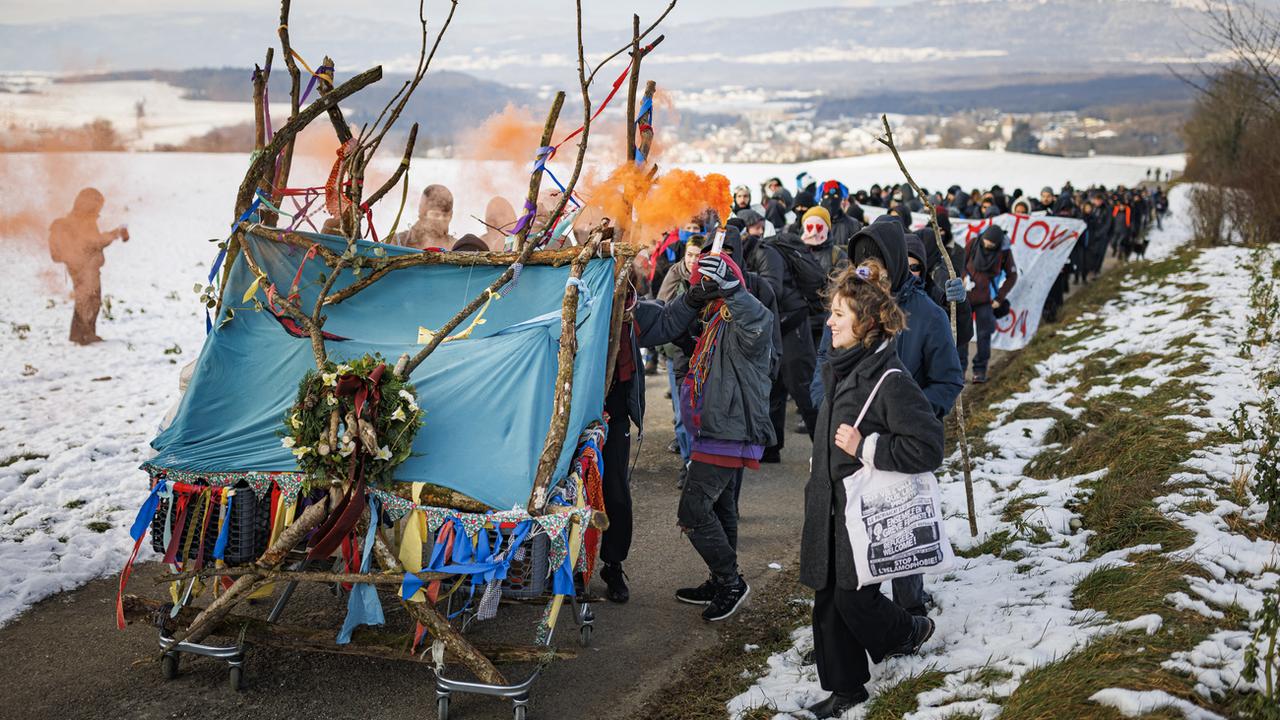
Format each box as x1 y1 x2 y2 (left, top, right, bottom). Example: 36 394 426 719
317 443 331 456
390 406 407 422
281 436 296 449
321 372 338 386
339 441 356 457
326 394 338 407
291 446 312 459
373 445 393 461
336 363 352 374
289 413 302 429
398 389 419 411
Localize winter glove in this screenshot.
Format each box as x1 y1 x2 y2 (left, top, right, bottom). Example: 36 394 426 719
944 277 965 302
683 283 717 309
696 255 740 294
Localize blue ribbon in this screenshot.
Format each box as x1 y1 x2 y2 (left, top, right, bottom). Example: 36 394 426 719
129 480 167 542
418 518 535 608
205 196 265 333
552 525 575 596
337 496 385 644
212 492 233 561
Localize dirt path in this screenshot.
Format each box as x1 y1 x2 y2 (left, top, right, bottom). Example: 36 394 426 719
0 379 812 720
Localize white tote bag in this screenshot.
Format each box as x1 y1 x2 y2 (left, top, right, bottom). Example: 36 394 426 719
841 368 955 589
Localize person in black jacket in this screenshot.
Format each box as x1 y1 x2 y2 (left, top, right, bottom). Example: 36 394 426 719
800 262 941 718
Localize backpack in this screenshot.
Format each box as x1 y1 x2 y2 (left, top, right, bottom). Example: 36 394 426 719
48 219 71 264
774 241 826 310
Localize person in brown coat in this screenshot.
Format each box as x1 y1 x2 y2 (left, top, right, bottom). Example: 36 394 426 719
49 188 127 345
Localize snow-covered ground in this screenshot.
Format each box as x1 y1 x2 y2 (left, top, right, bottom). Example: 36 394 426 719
0 75 291 150
728 185 1280 718
0 149 1194 629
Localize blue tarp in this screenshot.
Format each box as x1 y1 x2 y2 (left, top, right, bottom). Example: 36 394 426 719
149 231 615 510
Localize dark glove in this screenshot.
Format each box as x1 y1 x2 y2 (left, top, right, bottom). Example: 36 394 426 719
944 277 965 302
696 255 740 293
683 282 717 309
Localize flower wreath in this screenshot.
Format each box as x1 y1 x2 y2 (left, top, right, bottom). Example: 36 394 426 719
282 354 423 490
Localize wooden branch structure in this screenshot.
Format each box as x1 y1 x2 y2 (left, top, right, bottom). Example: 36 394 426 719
529 232 608 515
132 0 679 694
123 595 574 665
877 115 979 538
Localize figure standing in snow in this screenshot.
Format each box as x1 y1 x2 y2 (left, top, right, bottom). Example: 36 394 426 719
800 262 941 718
48 187 128 345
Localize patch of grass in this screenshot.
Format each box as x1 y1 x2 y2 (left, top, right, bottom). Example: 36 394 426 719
969 666 1013 686
634 565 811 720
956 530 1026 561
1002 493 1049 523
63 499 86 510
1179 294 1213 324
0 451 46 468
1072 553 1207 621
865 668 947 720
86 521 112 533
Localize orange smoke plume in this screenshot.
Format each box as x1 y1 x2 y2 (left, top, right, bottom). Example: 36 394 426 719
585 165 729 246
459 104 543 163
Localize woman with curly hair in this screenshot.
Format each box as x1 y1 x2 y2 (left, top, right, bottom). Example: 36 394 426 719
798 261 944 717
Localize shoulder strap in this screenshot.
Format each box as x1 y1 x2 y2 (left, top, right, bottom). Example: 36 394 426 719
854 367 902 430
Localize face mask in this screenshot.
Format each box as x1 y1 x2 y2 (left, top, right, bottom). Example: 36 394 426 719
802 220 829 247
850 236 882 265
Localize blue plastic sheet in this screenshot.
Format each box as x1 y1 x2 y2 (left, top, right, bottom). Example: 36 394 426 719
149 231 615 510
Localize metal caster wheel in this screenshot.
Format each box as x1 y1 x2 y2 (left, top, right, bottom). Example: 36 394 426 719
436 695 450 720
228 665 243 692
513 704 528 720
578 623 592 648
160 652 179 680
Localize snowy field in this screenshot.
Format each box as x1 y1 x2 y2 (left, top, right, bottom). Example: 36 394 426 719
728 186 1280 718
0 148 1187 629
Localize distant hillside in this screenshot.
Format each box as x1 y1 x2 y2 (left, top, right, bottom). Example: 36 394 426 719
57 68 534 143
815 74 1196 118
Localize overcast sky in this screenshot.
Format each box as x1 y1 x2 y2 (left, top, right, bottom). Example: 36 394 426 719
1 0 903 26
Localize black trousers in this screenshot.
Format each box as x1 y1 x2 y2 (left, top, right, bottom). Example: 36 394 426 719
768 321 818 450
600 379 633 565
813 555 915 693
677 461 742 583
965 303 997 375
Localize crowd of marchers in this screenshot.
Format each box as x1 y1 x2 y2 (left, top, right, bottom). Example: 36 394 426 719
45 169 1166 718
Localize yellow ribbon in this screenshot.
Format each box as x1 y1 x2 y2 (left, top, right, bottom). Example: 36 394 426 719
418 290 499 345
398 483 428 602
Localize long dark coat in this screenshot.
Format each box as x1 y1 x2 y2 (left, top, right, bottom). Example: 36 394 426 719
799 339 944 591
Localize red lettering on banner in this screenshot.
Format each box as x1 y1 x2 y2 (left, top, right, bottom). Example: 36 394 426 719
961 218 992 249
1008 214 1026 246
1047 227 1079 251
1022 220 1051 249
994 307 1031 338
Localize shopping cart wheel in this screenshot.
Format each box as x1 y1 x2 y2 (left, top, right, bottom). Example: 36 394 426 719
513 704 528 720
161 652 179 680
228 665 243 692
578 623 592 648
436 695 450 720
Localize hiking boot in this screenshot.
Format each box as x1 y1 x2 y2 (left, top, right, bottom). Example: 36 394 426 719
599 562 629 604
887 616 935 658
702 575 750 622
761 447 782 464
972 373 988 384
792 421 808 435
806 689 869 719
674 577 717 605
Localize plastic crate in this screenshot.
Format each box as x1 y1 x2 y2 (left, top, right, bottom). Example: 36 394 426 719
148 486 273 566
501 530 549 600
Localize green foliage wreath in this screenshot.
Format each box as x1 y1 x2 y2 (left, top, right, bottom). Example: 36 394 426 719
282 354 423 490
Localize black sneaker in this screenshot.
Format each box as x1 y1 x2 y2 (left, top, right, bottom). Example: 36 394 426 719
761 447 782 463
599 562 629 604
887 615 935 658
806 689 869 719
674 577 717 605
702 576 750 622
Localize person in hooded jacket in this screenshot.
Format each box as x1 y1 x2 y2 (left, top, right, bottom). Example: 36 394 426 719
767 229 825 446
672 241 777 623
920 218 973 364
1084 193 1112 280
786 190 817 235
965 224 1018 382
800 262 941 718
811 216 963 616
819 181 861 251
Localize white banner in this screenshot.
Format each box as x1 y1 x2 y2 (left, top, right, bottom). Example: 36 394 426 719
911 213 1084 351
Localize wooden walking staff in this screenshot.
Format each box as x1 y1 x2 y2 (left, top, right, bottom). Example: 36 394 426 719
877 114 980 538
